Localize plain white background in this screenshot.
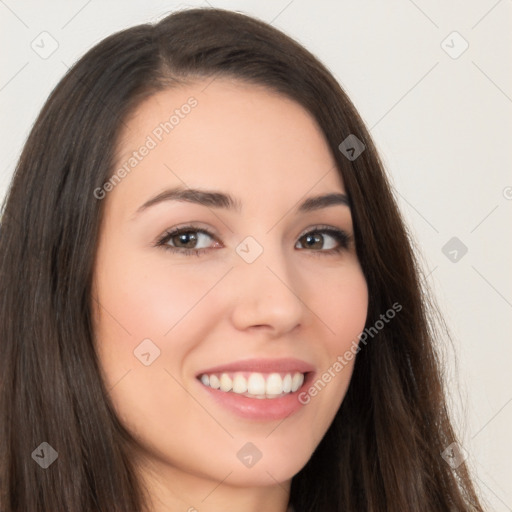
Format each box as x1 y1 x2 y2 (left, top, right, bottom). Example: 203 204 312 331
1 1 511 509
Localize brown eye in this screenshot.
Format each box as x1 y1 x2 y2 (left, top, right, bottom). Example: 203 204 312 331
168 230 201 249
156 227 218 256
295 228 350 254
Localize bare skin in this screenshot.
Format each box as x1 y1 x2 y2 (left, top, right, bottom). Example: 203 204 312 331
91 78 368 512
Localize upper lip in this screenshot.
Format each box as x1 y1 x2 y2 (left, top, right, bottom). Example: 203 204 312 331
196 357 315 377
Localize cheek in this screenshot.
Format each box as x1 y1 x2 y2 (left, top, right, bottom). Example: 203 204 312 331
300 264 368 429
319 263 369 350
93 248 217 346
91 245 228 400
91 251 214 450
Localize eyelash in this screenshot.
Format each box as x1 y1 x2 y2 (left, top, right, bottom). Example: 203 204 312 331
154 224 352 257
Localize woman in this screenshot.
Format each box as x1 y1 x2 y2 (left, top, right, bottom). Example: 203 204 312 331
0 7 483 512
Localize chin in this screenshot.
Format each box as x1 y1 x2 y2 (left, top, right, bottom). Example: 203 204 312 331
207 447 312 487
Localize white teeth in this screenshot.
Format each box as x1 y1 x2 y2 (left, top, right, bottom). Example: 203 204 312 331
265 373 283 395
199 371 306 398
291 372 304 392
247 373 266 395
232 373 248 393
209 374 220 390
282 373 292 393
219 373 232 392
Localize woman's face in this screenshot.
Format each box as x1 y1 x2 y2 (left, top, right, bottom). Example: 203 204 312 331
91 78 368 499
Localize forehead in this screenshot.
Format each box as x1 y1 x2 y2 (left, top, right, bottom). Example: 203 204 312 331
109 78 345 217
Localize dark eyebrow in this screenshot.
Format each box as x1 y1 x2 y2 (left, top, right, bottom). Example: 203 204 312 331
132 186 350 218
299 192 350 212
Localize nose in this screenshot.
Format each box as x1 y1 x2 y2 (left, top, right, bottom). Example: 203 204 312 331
229 244 305 337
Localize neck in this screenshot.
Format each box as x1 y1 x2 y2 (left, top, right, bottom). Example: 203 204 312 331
137 456 292 512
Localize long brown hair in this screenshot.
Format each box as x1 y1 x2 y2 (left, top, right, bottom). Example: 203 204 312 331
0 7 483 511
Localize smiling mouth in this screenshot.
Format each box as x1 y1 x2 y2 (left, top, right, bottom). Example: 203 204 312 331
197 371 307 399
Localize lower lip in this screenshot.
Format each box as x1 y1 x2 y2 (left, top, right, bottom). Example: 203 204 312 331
196 372 315 421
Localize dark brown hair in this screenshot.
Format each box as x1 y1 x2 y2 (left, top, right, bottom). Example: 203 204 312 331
0 7 483 511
